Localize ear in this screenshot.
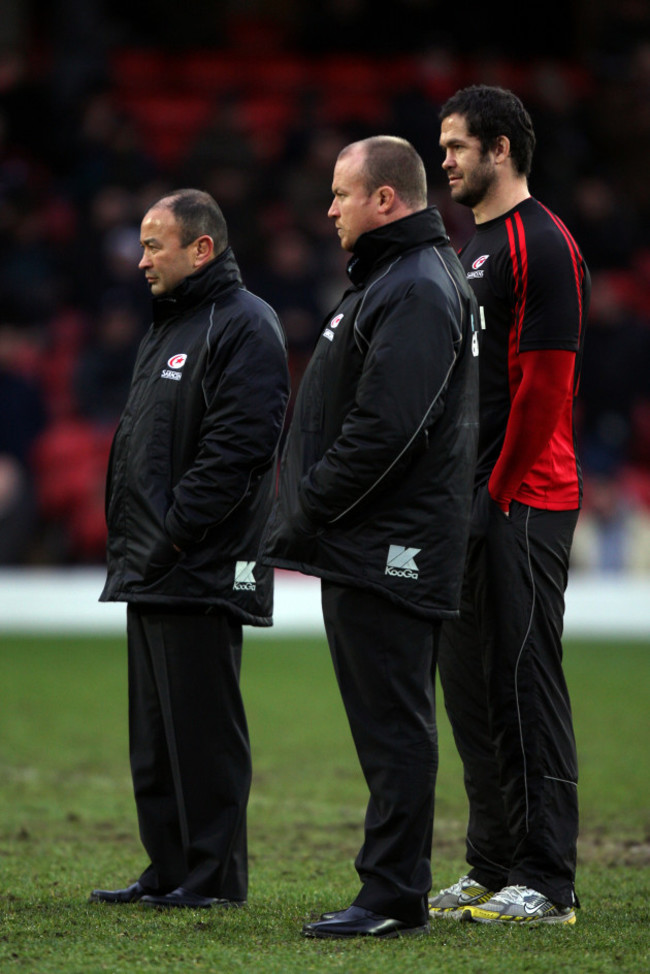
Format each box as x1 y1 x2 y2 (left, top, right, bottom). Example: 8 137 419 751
493 135 511 165
194 234 215 267
376 185 397 212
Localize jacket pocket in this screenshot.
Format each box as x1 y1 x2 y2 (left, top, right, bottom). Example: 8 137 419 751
142 532 181 582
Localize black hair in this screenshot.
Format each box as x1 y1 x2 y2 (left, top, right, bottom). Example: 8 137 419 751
156 188 228 253
440 85 536 177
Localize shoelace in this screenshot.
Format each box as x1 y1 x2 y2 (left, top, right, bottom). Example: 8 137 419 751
436 875 471 896
490 885 539 907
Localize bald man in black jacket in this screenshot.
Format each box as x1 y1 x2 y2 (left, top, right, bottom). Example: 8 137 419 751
262 137 479 938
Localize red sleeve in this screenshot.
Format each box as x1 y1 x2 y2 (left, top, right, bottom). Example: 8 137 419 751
488 349 576 511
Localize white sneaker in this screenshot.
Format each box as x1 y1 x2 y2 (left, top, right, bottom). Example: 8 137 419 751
428 875 496 919
462 884 576 925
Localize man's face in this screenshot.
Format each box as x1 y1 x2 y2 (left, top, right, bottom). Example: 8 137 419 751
327 146 379 252
138 205 197 295
439 113 497 209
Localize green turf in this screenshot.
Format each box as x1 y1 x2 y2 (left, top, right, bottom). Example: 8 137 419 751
1 632 649 973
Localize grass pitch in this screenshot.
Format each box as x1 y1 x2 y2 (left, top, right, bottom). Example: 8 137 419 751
1 631 649 973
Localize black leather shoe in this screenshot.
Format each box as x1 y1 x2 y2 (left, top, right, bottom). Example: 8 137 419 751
303 905 429 939
320 908 347 920
89 881 150 904
140 887 246 909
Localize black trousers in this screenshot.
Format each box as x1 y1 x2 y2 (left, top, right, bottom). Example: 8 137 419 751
126 605 251 900
321 582 440 926
438 500 579 907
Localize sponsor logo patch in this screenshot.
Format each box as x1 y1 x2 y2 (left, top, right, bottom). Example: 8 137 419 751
234 561 256 591
467 254 489 280
168 353 187 369
322 312 344 342
385 544 421 580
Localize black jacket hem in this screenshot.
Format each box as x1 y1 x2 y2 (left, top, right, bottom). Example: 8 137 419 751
261 556 460 621
99 590 273 627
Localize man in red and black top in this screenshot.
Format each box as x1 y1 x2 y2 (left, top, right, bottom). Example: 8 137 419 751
431 85 590 925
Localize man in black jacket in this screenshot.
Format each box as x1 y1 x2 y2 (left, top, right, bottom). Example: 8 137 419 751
90 189 289 909
262 136 479 938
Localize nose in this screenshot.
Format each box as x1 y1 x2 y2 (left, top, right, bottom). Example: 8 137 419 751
441 149 454 171
328 198 339 219
138 251 151 269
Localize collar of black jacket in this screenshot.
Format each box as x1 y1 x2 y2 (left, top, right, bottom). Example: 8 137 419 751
152 246 244 324
346 206 449 286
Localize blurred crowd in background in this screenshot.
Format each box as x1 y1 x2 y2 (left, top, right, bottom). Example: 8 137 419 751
0 0 649 572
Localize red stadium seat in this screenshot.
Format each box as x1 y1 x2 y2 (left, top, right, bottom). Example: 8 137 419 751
111 48 170 90
117 91 215 167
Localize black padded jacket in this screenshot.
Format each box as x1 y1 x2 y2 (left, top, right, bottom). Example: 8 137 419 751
100 248 290 626
261 207 479 620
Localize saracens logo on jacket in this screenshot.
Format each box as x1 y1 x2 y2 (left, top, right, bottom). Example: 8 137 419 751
168 353 188 369
161 352 188 382
323 313 344 343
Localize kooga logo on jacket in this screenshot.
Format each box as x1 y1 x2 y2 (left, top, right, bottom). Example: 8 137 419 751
385 545 420 579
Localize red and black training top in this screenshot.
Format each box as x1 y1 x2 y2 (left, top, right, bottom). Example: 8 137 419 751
460 196 590 510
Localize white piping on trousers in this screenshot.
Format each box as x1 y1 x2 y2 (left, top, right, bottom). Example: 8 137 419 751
514 504 535 832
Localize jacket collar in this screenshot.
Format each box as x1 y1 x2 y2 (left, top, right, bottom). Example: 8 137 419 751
346 206 450 286
152 246 243 324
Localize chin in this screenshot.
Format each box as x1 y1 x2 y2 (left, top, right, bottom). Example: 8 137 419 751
452 190 476 209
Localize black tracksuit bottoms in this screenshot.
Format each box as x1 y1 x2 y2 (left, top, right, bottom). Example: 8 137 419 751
321 581 441 926
126 604 251 901
438 500 580 908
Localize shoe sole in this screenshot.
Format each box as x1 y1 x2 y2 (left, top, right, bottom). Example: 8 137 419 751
140 899 245 910
140 901 213 909
461 908 576 926
304 923 430 940
88 895 144 904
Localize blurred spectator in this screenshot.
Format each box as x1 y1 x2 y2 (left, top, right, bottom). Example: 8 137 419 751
181 106 264 271
572 476 631 573
579 270 650 478
66 90 158 204
568 176 641 271
277 126 349 240
574 269 650 574
0 324 46 563
247 227 322 396
74 297 143 427
572 475 650 576
524 62 592 214
69 183 150 320
0 195 61 324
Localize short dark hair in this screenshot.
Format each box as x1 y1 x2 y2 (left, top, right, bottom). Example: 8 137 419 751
156 188 229 253
440 85 536 177
341 136 428 209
